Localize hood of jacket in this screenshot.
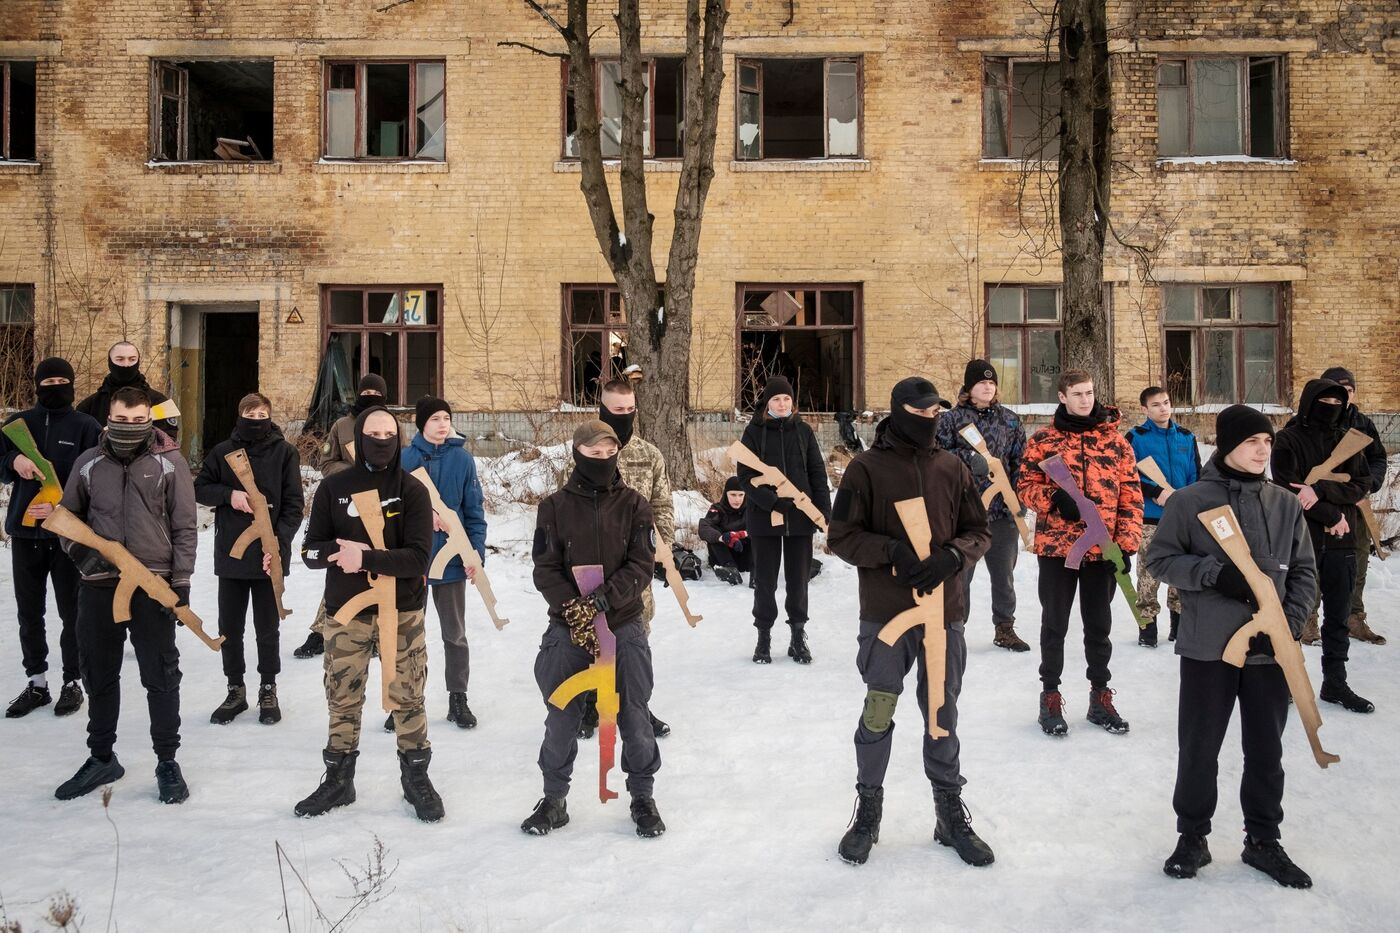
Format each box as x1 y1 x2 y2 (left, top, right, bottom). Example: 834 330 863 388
1287 378 1349 433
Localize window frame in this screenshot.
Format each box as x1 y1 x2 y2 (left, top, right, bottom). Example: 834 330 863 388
983 284 1065 405
320 284 444 406
981 55 1063 161
733 56 865 161
1160 283 1289 406
733 282 864 412
561 283 638 405
0 284 36 408
1156 54 1288 159
321 59 448 162
560 57 687 161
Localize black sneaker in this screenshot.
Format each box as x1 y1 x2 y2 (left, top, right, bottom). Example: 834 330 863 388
1242 836 1312 889
258 684 281 725
1087 688 1130 734
649 712 671 738
398 748 445 823
1164 833 1212 879
447 692 478 729
53 681 84 717
788 626 813 664
295 750 358 818
838 785 883 865
155 760 189 804
714 564 743 586
521 796 569 835
210 685 248 725
1320 681 1375 714
577 694 599 739
6 683 52 718
630 796 666 838
1038 690 1069 736
753 629 772 664
55 755 125 800
933 791 995 866
292 631 324 659
1139 621 1159 648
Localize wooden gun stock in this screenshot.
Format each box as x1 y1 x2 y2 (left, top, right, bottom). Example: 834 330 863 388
1136 456 1173 493
653 526 702 628
410 467 510 630
224 448 291 620
330 490 401 711
725 440 828 532
957 423 1032 550
1302 429 1388 560
876 498 948 739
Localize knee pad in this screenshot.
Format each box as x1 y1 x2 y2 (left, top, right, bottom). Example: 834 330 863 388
862 689 898 733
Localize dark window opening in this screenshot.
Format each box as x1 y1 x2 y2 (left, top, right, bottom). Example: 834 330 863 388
562 58 684 160
1162 284 1283 405
2 61 37 161
324 60 445 161
0 285 36 408
564 285 629 405
736 58 861 160
738 285 860 412
322 286 442 405
151 60 274 162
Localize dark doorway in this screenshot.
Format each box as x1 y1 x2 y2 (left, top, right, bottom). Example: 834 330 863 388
202 312 259 455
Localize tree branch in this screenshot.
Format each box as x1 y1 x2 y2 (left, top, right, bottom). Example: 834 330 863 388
496 40 569 59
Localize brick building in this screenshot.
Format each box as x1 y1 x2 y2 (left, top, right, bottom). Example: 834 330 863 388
1 1 1396 460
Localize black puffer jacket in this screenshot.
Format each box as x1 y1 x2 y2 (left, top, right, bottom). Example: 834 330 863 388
1272 379 1371 553
736 414 831 537
194 422 304 579
0 404 101 539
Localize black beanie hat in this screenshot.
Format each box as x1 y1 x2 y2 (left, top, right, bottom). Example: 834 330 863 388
1215 405 1275 457
962 359 998 393
415 396 451 433
758 376 795 414
1320 366 1355 390
34 357 75 384
723 475 744 494
358 373 388 396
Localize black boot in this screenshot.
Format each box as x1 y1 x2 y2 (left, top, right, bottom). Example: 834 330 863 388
521 796 569 835
838 784 883 865
714 564 743 586
258 684 281 725
398 748 445 822
630 796 666 838
210 684 248 725
649 712 671 738
1087 687 1130 734
292 631 324 659
53 681 84 717
1320 679 1375 714
295 749 359 817
1038 690 1068 736
577 693 599 738
788 625 812 664
1168 610 1180 642
753 629 772 664
1139 621 1159 648
1163 833 1212 879
933 790 995 866
156 760 189 804
1241 836 1312 889
55 754 125 801
6 683 52 718
447 692 477 729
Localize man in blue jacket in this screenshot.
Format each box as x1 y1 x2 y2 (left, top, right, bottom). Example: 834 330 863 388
401 397 488 729
1128 386 1200 647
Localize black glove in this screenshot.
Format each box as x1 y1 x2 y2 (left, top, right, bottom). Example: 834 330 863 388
161 585 192 625
1247 633 1275 658
69 543 117 577
1050 489 1081 522
1214 564 1259 609
887 540 923 584
1142 483 1164 504
969 452 991 482
1118 552 1132 576
908 546 963 595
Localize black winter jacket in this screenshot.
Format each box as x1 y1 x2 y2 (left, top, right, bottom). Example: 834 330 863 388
194 423 304 579
736 414 831 537
77 373 178 440
1343 405 1389 494
0 405 101 538
698 496 747 545
1272 379 1371 553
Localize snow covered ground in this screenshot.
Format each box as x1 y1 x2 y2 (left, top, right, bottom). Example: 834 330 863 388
1 496 1397 932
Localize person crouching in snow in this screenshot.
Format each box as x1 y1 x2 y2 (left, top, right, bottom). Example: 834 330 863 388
828 378 993 867
522 420 663 838
699 476 751 586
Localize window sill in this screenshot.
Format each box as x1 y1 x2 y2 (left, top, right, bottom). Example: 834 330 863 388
145 161 282 174
313 160 450 173
0 161 42 175
553 159 684 174
1155 157 1298 172
978 159 1057 172
729 159 870 173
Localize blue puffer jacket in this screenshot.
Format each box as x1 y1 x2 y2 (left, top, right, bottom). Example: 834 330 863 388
1127 419 1201 523
934 399 1026 522
400 434 488 584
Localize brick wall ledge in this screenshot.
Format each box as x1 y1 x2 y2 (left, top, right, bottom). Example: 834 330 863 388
0 162 41 175
312 160 450 173
728 159 870 173
1155 157 1299 172
553 159 684 173
145 161 282 174
979 159 1056 172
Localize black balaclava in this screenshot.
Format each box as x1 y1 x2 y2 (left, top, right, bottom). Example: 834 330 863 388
598 405 636 448
106 420 153 461
34 357 76 411
236 416 272 444
355 406 400 473
572 448 619 490
107 345 143 387
354 373 389 415
885 376 946 450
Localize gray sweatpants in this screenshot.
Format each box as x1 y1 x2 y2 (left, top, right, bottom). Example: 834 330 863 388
854 620 968 793
959 516 1019 626
431 581 470 693
534 622 660 799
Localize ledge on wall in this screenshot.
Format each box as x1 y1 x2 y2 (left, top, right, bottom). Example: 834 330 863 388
1155 157 1299 172
0 162 41 175
145 161 283 174
312 160 449 173
728 159 870 173
553 159 684 173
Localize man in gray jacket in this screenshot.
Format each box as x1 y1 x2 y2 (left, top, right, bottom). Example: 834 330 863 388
53 387 199 805
1146 405 1317 889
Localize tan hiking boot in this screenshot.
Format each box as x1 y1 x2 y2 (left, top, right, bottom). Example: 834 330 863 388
993 622 1030 653
1347 613 1386 645
1300 617 1320 646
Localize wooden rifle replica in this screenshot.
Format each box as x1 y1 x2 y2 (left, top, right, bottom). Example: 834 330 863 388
42 505 223 651
331 490 401 712
1038 454 1149 630
224 448 291 620
409 466 510 630
1198 504 1340 769
547 565 621 802
877 498 948 739
653 526 702 628
1305 428 1388 561
1136 456 1173 495
725 440 828 532
1 420 63 527
957 423 1032 550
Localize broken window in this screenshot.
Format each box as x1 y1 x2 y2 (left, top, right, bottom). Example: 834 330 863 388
985 285 1063 404
0 285 35 408
1163 284 1282 404
323 60 446 160
1 61 37 161
149 60 273 162
735 58 862 160
739 285 860 412
1157 56 1284 158
563 58 683 159
323 286 442 405
565 284 640 404
982 58 1062 160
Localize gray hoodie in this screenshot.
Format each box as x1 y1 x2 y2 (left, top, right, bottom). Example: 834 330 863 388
1145 458 1317 665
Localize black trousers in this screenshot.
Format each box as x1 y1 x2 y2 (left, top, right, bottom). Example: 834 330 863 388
960 516 1020 627
1317 548 1356 685
707 541 753 574
217 577 282 686
750 535 812 630
1173 657 1288 841
76 585 182 761
13 537 81 682
1037 556 1116 691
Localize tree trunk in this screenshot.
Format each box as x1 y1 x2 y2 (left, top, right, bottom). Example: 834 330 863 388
1057 0 1113 396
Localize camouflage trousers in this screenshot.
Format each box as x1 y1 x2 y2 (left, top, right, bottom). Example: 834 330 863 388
640 586 655 636
1136 523 1181 621
323 608 429 754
